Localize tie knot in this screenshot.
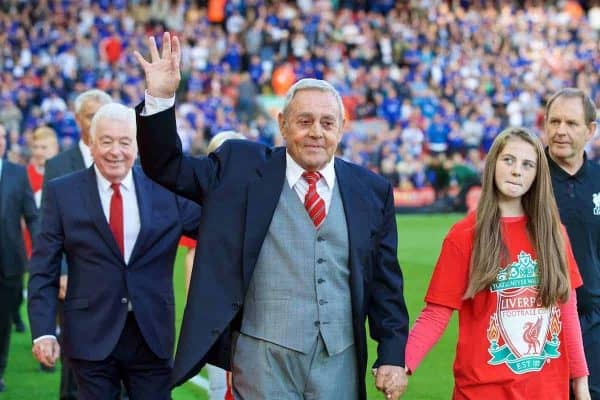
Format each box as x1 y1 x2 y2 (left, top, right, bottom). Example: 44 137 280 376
111 183 121 194
302 171 321 186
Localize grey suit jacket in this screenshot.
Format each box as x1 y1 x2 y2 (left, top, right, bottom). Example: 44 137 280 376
0 160 39 278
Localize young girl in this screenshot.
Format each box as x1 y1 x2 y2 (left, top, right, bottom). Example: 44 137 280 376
405 128 590 399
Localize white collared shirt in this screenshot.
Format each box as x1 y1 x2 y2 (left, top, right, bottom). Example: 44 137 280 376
94 166 140 264
79 140 93 168
286 152 335 212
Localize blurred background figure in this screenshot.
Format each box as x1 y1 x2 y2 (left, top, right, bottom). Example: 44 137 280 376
0 123 39 393
14 126 58 351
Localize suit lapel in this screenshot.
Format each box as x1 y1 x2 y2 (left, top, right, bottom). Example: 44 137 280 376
242 148 286 289
81 167 123 262
335 158 369 308
129 167 151 264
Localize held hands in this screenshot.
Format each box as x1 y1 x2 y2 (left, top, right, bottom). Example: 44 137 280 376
32 337 60 368
373 365 408 399
133 31 181 99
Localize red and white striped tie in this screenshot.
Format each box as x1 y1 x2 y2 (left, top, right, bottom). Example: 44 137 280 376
302 171 326 229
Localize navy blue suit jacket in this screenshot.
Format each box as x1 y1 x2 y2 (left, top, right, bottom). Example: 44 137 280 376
0 160 39 278
28 166 200 361
137 105 409 399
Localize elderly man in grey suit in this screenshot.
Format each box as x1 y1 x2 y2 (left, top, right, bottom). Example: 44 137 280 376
43 89 112 400
135 32 409 400
0 124 39 392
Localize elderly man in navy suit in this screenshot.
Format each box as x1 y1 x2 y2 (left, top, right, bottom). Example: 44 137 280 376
28 103 200 400
134 33 409 400
43 88 113 400
0 124 39 393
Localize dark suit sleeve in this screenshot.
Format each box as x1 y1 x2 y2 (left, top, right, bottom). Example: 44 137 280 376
368 183 409 368
28 182 64 339
177 195 201 239
136 103 220 204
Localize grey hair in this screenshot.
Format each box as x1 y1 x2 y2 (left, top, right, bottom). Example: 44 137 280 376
281 78 345 123
90 103 135 142
207 130 246 153
74 89 113 114
545 88 597 125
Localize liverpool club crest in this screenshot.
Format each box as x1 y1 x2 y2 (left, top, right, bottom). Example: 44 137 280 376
486 252 562 374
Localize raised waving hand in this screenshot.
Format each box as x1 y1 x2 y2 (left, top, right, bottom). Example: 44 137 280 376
133 31 181 98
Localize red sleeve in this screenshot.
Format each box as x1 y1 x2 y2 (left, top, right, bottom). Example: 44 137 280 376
425 237 470 310
561 289 588 379
562 226 582 289
405 303 453 374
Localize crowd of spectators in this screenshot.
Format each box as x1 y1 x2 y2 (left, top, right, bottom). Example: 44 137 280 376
0 0 599 201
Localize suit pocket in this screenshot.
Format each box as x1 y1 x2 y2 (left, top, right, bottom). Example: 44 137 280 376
63 298 88 310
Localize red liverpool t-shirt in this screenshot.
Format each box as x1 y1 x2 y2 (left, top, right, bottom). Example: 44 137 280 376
426 212 582 400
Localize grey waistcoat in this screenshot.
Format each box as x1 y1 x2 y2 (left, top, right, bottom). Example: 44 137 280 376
241 179 354 356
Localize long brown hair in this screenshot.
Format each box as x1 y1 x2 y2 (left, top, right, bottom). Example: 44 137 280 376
465 127 570 307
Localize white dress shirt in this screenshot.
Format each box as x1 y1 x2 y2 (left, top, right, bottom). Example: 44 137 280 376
285 152 335 212
94 166 140 264
78 140 93 168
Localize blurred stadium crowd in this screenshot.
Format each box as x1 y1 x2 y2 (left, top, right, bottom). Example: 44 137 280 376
0 0 599 200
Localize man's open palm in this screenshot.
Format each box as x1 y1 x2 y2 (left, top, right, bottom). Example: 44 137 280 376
133 31 181 99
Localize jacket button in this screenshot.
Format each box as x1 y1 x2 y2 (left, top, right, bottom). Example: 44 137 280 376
232 302 241 310
314 321 320 326
317 278 325 284
317 258 325 264
317 236 325 242
121 297 128 304
319 299 328 305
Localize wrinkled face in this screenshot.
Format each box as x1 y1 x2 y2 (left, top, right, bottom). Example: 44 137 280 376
494 138 538 203
90 118 137 183
278 89 343 172
75 99 103 145
545 96 594 165
31 137 59 167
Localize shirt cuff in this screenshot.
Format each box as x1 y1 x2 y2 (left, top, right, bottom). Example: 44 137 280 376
142 90 176 116
33 335 57 344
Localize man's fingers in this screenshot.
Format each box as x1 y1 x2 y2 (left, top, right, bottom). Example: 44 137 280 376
375 369 387 390
32 339 60 367
161 32 171 60
385 389 402 400
148 36 160 62
172 34 181 68
133 51 149 69
52 342 60 361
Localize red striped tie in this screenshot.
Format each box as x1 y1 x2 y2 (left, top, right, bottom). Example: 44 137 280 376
303 171 326 229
